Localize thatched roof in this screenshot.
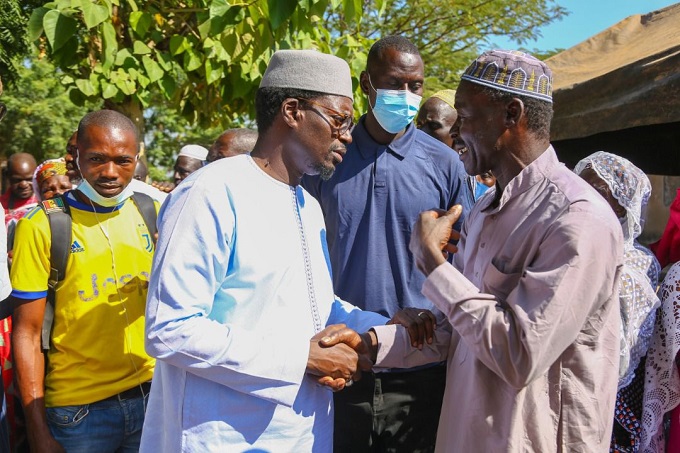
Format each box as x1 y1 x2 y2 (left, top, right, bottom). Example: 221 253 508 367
545 3 680 174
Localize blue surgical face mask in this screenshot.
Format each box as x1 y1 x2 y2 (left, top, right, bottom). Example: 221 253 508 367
475 180 492 201
75 152 136 207
368 74 422 134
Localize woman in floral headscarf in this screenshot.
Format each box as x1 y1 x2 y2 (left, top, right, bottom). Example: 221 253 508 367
575 151 661 453
31 157 72 201
7 158 73 254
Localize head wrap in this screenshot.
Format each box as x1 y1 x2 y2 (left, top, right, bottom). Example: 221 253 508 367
461 50 553 103
575 151 660 389
32 158 69 200
178 144 209 161
429 89 456 109
260 49 353 100
574 151 651 248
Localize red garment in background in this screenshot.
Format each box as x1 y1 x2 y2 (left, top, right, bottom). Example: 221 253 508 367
0 189 37 451
651 188 680 268
0 317 18 449
0 189 38 227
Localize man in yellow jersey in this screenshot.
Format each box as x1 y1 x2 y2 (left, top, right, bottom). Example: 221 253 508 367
10 110 157 452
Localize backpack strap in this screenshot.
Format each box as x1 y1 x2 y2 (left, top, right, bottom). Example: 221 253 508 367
131 192 157 244
41 195 72 351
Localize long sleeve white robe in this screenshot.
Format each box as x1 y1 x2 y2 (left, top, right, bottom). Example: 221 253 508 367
140 155 387 452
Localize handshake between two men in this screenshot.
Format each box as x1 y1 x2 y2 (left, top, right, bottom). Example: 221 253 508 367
306 309 438 391
306 204 462 391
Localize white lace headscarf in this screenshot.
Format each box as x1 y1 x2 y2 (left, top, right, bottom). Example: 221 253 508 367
575 152 660 388
641 263 680 452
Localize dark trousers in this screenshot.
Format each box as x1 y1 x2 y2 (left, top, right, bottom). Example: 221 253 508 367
333 364 446 453
0 384 9 453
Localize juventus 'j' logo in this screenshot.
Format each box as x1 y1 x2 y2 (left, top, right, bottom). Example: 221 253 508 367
142 233 153 252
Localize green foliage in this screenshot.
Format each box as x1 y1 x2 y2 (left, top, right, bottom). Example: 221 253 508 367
27 0 567 123
143 96 225 181
0 55 97 161
329 0 568 98
22 0 566 174
525 47 564 61
0 0 32 87
27 0 376 131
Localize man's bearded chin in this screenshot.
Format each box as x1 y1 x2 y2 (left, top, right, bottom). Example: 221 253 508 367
314 162 335 181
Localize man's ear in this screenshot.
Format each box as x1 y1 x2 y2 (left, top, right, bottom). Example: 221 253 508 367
281 98 302 128
359 71 370 95
505 98 524 128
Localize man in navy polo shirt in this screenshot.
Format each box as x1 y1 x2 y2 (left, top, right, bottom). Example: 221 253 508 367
302 35 472 452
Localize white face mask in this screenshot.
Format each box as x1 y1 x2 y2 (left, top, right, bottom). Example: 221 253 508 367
75 152 136 207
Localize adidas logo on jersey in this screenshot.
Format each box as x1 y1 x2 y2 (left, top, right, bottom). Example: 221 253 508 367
70 240 85 253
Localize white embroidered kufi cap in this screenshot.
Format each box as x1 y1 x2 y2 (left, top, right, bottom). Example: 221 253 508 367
178 144 209 161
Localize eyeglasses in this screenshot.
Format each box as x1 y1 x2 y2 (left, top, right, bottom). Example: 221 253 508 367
0 103 6 123
296 98 353 138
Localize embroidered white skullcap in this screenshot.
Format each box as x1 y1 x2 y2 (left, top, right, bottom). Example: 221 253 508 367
461 49 553 103
178 144 209 161
260 49 353 100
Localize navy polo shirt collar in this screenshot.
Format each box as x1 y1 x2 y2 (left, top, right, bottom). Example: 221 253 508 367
354 115 417 159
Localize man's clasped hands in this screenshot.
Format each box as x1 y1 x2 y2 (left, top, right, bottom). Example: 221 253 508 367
306 308 438 391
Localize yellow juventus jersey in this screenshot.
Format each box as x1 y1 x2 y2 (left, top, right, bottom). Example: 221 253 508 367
10 192 157 406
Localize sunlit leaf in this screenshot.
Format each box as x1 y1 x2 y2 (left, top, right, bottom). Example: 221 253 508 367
211 40 231 63
142 55 164 83
209 0 230 19
75 78 96 96
129 11 152 37
183 49 202 72
27 7 49 42
42 10 78 51
80 0 109 29
115 77 136 95
169 35 187 56
114 48 135 67
133 40 151 55
101 21 117 70
205 59 223 85
198 19 212 40
136 72 150 88
156 52 173 71
101 0 113 15
101 80 118 99
126 0 139 13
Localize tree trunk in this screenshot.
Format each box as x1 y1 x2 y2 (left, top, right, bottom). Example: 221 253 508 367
103 96 144 137
103 96 145 155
